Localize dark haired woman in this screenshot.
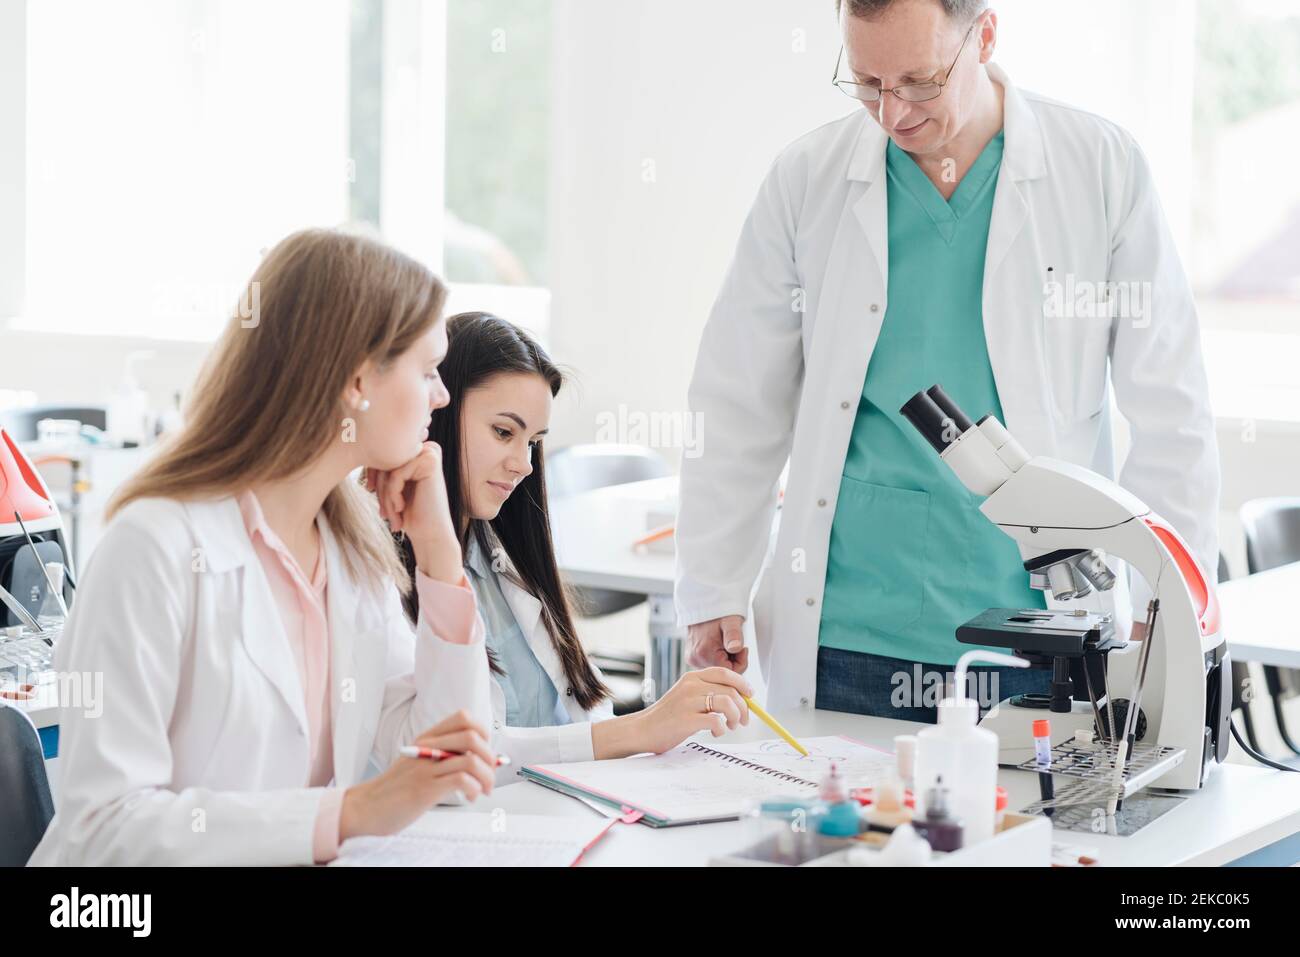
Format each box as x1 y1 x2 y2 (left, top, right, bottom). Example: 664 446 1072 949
397 312 753 773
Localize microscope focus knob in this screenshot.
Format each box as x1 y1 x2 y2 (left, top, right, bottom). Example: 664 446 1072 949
1096 699 1147 742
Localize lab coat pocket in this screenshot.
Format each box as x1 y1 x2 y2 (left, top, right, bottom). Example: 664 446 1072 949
1040 312 1112 422
822 477 930 637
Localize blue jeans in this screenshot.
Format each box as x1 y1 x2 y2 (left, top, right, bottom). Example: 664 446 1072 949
815 646 1051 724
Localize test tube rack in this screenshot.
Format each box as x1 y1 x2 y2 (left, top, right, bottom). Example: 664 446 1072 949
1016 735 1186 811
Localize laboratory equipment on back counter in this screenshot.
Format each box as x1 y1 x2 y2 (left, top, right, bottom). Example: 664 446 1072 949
0 427 73 690
901 384 1232 832
0 428 74 629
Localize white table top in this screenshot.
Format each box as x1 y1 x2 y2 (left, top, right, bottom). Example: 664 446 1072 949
480 708 1300 867
550 477 678 595
1218 561 1300 669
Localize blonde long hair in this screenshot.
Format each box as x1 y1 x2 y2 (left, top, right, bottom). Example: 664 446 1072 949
108 228 447 592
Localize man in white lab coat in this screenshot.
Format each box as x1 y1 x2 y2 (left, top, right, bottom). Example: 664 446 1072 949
675 0 1219 717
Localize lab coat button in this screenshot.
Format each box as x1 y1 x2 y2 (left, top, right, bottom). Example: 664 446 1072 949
805 598 815 606
870 304 879 313
565 687 573 696
817 498 826 507
493 720 502 730
840 401 850 410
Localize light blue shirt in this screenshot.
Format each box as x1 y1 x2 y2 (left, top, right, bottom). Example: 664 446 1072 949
463 537 570 728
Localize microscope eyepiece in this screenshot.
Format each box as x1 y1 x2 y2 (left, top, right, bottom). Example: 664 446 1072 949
900 391 956 454
925 385 975 435
903 383 1018 496
901 384 975 454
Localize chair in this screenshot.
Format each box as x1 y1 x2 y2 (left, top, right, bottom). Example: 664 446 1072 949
0 703 55 866
1239 498 1300 756
547 445 671 714
1221 552 1269 754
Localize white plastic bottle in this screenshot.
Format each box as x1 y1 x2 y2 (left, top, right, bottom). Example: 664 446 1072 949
913 650 1029 847
107 351 154 446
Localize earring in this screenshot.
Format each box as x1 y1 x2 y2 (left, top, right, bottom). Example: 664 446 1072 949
358 398 371 412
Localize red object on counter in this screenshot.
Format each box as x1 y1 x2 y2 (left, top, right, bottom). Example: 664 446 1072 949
0 428 58 530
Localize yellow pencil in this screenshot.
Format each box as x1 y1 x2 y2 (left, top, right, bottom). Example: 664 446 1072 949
742 695 809 757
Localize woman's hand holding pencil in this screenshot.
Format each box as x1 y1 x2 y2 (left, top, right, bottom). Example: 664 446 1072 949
339 710 496 842
619 667 754 755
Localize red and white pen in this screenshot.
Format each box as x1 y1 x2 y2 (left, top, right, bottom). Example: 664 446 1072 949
399 745 512 768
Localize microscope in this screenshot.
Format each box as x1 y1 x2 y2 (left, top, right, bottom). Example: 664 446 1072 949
900 386 1230 794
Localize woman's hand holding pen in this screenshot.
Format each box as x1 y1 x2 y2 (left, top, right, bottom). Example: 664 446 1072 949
365 441 463 585
339 710 496 841
591 667 753 759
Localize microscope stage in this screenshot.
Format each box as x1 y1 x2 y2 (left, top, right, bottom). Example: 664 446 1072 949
957 607 1125 658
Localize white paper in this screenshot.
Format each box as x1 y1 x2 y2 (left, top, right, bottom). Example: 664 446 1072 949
525 735 896 823
329 811 611 867
713 735 896 788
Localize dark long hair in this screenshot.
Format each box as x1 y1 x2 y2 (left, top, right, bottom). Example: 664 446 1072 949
399 312 610 711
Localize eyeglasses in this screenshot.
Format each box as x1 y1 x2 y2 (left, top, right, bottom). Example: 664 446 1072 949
832 19 978 104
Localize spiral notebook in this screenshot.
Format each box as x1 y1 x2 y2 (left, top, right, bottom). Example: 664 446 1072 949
519 735 895 827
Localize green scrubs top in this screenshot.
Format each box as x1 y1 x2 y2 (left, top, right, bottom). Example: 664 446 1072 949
818 130 1043 666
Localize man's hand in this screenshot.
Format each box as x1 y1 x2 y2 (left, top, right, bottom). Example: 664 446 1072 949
1130 621 1147 642
686 615 748 673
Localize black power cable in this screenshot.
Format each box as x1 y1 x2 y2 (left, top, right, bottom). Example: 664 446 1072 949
1231 718 1300 772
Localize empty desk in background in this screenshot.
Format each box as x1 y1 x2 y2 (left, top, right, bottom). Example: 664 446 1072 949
1219 560 1300 669
550 477 681 692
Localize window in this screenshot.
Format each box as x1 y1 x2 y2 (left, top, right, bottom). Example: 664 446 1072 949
21 0 354 340
349 0 385 230
1191 0 1300 421
15 0 548 343
346 0 552 340
998 0 1300 422
443 0 552 287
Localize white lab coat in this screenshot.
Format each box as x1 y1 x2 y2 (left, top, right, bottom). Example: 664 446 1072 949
484 565 614 779
675 64 1220 711
29 495 492 866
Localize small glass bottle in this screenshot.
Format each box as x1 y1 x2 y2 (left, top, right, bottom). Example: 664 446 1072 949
916 775 964 852
817 763 862 837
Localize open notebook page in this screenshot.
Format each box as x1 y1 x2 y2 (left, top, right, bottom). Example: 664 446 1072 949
523 735 895 823
716 735 896 786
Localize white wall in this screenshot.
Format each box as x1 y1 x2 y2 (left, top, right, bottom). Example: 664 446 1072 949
0 330 209 413
544 0 851 457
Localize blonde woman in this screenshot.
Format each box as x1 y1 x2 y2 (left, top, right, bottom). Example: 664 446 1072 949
30 230 496 866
